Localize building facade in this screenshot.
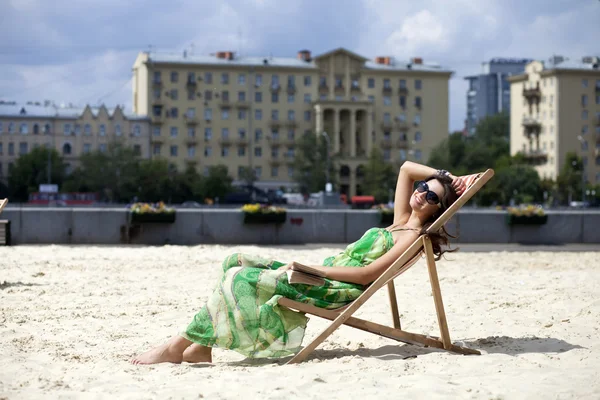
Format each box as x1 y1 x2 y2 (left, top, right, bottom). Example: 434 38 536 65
465 58 531 134
0 101 150 183
508 56 600 183
132 47 452 196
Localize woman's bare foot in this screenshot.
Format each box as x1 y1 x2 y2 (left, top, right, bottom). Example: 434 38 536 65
131 336 191 365
183 344 213 363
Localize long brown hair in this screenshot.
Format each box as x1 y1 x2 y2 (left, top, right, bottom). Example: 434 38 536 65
419 173 459 260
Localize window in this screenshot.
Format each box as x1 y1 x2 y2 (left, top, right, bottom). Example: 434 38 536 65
188 127 196 137
238 109 247 120
63 123 72 135
170 71 178 82
383 149 390 161
288 110 295 121
8 122 15 134
187 90 195 100
204 146 212 157
8 143 14 155
304 111 311 121
221 91 229 102
133 145 141 156
170 89 178 100
170 127 178 137
201 90 211 101
221 146 229 157
255 129 263 141
271 92 279 103
238 74 246 85
304 76 311 86
221 109 229 120
414 131 422 142
238 128 246 139
583 110 588 120
19 123 28 134
383 79 391 89
271 74 280 88
288 166 294 177
271 166 279 177
204 72 212 84
254 147 262 157
414 114 421 125
33 124 39 135
238 91 246 102
596 94 600 105
399 149 407 160
319 76 327 88
271 129 279 140
0 143 2 154
398 113 406 122
255 109 262 120
383 113 391 123
237 146 245 156
383 96 391 106
414 149 422 160
170 145 178 156
582 95 588 107
415 79 422 90
221 128 230 139
115 124 122 136
287 94 295 103
399 96 406 108
368 95 375 103
415 96 422 108
287 129 295 141
368 78 375 88
19 142 28 155
254 166 262 178
99 124 106 136
62 143 72 155
169 107 178 118
582 125 589 135
99 144 107 153
582 79 588 88
271 110 279 120
255 74 263 86
304 94 311 104
399 79 406 89
204 108 212 120
0 121 4 133
204 128 212 140
153 127 161 137
221 73 229 84
153 71 161 83
581 140 588 151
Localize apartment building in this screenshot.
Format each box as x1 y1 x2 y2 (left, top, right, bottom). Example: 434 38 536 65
508 56 600 183
132 47 452 196
465 58 531 135
0 101 150 183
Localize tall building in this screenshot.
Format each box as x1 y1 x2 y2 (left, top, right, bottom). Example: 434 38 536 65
0 101 150 183
132 47 452 196
465 58 531 134
508 56 600 183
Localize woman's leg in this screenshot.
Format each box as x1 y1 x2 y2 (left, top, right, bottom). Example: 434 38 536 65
131 335 192 365
183 344 213 363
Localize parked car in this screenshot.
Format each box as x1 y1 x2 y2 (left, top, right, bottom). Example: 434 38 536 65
180 201 202 208
222 186 270 204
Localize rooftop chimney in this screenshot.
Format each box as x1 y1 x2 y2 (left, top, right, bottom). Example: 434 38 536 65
216 51 235 60
375 56 393 65
297 50 311 62
411 57 423 65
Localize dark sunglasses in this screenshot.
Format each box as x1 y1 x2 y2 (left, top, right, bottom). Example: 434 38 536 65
416 181 441 206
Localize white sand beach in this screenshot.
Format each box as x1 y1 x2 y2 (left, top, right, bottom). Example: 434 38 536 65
1 245 599 399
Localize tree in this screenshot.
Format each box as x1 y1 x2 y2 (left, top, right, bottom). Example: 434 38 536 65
203 165 233 201
293 132 336 194
238 166 257 186
557 152 584 204
8 147 66 202
362 148 396 203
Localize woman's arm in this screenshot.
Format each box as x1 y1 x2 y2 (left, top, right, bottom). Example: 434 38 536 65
296 231 420 286
392 162 440 225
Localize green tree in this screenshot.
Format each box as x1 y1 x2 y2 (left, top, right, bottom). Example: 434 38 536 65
362 148 396 203
238 166 257 186
8 147 66 202
293 132 336 194
203 165 233 201
557 152 583 204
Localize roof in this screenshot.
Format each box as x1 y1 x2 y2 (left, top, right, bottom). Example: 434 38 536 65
544 57 600 72
0 102 147 120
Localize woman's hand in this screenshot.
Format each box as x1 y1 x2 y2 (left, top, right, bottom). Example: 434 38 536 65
451 176 466 196
278 264 292 271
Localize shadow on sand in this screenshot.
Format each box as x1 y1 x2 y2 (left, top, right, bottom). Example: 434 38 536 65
0 281 44 290
226 336 584 366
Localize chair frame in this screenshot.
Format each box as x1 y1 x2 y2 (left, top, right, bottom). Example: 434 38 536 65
0 199 7 214
279 169 495 364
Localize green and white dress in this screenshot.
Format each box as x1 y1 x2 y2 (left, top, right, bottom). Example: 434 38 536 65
182 227 395 358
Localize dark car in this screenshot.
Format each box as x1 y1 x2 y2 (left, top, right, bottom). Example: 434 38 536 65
222 186 270 204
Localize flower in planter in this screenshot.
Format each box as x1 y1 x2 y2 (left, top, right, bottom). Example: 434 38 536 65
372 203 394 214
130 202 175 214
507 204 545 217
241 203 287 214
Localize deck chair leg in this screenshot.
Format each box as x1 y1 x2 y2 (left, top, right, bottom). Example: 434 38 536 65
424 236 452 350
387 282 401 329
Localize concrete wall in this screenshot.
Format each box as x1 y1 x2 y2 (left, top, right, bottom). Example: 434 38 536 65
1 207 599 245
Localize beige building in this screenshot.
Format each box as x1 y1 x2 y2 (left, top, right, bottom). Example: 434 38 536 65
509 56 600 184
0 101 150 184
132 47 451 196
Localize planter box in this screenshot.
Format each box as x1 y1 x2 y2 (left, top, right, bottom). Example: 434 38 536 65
130 212 176 224
380 212 394 225
506 214 548 225
243 212 287 224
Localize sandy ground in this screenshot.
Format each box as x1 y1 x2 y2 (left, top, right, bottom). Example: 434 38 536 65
1 244 599 400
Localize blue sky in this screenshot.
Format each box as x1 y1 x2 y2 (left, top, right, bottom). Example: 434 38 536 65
1 0 599 131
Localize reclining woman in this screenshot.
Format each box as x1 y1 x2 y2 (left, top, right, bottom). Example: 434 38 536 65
132 161 466 365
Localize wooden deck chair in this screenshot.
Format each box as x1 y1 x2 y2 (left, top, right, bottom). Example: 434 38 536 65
279 169 495 364
0 198 7 214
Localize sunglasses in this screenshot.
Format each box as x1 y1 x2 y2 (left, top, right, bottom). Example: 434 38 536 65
416 181 441 206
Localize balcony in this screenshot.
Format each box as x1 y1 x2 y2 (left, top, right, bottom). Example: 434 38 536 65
334 84 345 94
269 120 282 129
236 137 249 146
523 149 548 165
269 158 282 166
268 136 282 146
270 83 281 93
380 121 393 131
219 99 232 108
395 120 409 131
398 87 409 95
152 79 163 87
284 153 295 163
151 97 164 106
522 82 541 99
595 116 600 126
350 83 361 93
185 136 198 145
184 115 199 125
186 79 197 89
286 85 296 95
236 101 250 109
522 116 541 128
150 136 164 144
396 138 409 148
382 86 392 94
284 120 298 128
318 83 328 94
380 138 393 149
151 114 165 124
220 137 233 146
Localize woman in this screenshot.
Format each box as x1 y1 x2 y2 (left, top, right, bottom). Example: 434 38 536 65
132 162 466 365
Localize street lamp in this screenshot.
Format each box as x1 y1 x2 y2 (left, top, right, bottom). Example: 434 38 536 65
577 135 586 203
320 131 332 193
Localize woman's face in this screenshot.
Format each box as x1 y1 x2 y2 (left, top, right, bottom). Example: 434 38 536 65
409 179 445 217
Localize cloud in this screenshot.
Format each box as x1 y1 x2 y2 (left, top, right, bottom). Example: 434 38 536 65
0 0 598 129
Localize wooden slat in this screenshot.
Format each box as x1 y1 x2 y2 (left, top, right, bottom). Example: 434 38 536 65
0 221 6 246
0 199 7 214
387 282 401 329
285 237 426 364
424 236 452 350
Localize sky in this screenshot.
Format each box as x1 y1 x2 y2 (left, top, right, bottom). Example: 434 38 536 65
1 0 599 131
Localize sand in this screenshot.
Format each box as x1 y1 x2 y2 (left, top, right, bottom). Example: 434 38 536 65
1 244 599 399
